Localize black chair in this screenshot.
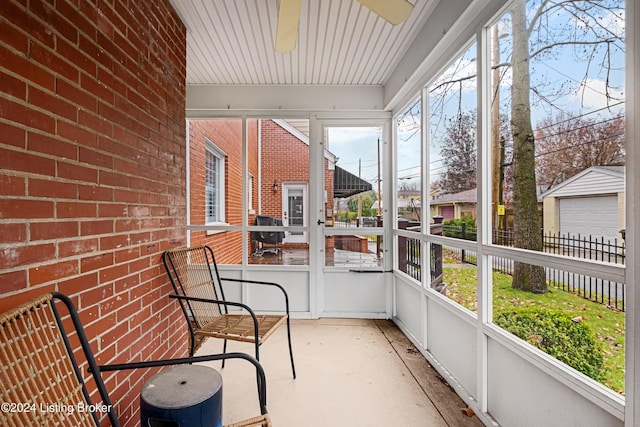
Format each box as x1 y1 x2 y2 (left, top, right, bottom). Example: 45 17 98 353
251 215 285 256
163 245 296 379
0 292 271 427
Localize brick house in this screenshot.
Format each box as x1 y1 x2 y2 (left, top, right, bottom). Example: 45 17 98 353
188 119 336 261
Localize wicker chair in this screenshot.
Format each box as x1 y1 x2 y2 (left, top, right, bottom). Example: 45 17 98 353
0 292 271 427
163 245 296 379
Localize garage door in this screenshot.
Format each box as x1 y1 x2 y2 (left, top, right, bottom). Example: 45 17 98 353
440 205 454 219
559 195 619 242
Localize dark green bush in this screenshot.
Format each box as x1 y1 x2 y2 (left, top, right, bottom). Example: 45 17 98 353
494 308 605 381
442 216 477 241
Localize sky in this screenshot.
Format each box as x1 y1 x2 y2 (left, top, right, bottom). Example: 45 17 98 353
326 127 383 186
325 1 625 194
401 1 624 189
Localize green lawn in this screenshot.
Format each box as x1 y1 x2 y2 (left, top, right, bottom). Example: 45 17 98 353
443 265 625 394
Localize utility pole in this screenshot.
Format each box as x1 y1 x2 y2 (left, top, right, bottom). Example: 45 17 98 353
358 158 362 226
491 24 501 232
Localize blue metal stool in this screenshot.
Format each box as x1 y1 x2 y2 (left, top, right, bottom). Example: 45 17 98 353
140 365 222 427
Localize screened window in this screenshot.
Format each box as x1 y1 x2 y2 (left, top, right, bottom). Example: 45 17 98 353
205 140 226 223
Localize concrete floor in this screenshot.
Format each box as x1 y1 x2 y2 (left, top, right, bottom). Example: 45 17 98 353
196 318 485 427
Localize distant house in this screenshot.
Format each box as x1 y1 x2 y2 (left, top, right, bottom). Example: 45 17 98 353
429 188 477 221
539 166 625 242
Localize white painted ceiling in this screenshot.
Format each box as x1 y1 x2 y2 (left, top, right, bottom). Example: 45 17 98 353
170 0 436 86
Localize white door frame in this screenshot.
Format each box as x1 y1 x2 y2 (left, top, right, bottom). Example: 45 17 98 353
310 115 393 318
282 182 308 244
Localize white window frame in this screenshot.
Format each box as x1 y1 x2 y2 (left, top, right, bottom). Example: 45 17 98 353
205 139 227 226
248 173 255 214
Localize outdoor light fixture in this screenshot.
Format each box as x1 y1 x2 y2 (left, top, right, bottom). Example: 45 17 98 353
273 180 278 192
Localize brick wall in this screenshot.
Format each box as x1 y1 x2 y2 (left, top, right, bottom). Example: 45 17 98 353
260 120 311 218
0 1 187 425
188 119 259 262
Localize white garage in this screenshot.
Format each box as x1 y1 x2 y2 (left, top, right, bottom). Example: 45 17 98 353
559 195 619 241
541 166 625 242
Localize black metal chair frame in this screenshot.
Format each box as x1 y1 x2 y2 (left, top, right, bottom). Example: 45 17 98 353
163 245 296 379
0 292 268 427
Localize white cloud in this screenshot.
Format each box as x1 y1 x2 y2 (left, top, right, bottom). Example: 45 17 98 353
574 78 624 111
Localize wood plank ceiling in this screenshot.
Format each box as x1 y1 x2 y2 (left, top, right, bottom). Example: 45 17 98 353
169 0 436 87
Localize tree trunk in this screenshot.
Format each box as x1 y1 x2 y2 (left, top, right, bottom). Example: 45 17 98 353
510 0 547 293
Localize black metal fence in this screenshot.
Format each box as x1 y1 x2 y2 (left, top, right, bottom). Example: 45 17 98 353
440 224 626 311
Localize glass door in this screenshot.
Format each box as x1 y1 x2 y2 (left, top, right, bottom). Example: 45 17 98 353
282 183 307 244
322 126 385 270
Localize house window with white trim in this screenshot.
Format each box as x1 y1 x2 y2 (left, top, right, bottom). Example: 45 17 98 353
248 173 254 214
205 139 226 224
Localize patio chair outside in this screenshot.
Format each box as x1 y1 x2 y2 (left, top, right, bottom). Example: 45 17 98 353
0 292 270 427
163 245 296 379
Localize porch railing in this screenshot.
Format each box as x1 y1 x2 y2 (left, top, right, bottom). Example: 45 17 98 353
442 224 626 311
399 222 626 311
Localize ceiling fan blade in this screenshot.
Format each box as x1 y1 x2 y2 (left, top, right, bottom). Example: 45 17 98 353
357 0 414 25
275 0 302 53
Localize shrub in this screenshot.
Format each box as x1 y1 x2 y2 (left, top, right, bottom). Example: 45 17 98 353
494 308 605 381
443 216 477 241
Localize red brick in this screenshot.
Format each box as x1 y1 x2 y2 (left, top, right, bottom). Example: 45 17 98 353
79 35 115 75
78 184 113 202
79 147 114 169
56 201 96 219
57 78 98 113
59 237 99 258
58 272 99 295
88 69 120 103
114 273 140 293
28 132 78 160
115 219 139 233
31 221 78 241
0 283 55 311
98 203 128 218
80 252 113 273
0 122 26 148
115 299 142 323
0 223 26 244
30 42 79 83
81 220 114 236
0 44 55 91
57 161 99 183
0 174 25 196
100 234 130 251
114 189 139 203
79 109 114 137
0 199 54 219
57 120 98 147
29 259 78 285
28 86 78 121
0 19 29 53
58 0 97 41
6 0 55 48
0 243 55 269
0 270 27 294
79 284 114 308
0 147 56 176
0 69 26 100
29 178 77 199
99 318 128 349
